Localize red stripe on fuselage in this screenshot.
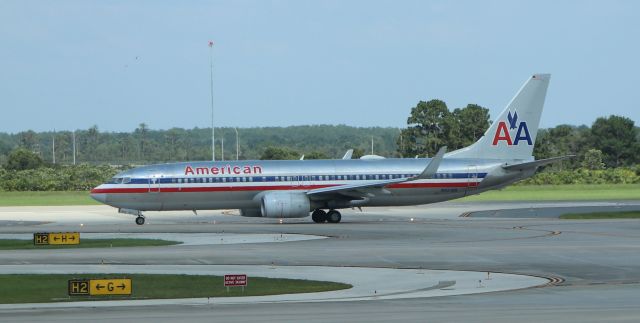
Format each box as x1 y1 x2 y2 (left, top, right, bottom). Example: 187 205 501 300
91 182 479 194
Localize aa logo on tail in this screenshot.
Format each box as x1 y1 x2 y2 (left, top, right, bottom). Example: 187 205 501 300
492 110 532 146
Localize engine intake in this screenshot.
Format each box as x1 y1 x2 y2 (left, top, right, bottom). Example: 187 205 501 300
260 191 311 218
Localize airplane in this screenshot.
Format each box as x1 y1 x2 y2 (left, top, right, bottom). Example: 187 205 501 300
91 74 570 225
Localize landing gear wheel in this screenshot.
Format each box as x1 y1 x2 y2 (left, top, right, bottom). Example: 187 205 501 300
135 216 145 225
326 210 342 223
311 209 327 223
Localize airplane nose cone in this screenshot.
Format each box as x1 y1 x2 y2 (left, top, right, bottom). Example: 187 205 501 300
91 193 107 203
90 187 108 204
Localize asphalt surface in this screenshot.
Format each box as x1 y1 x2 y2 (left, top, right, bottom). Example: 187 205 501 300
1 200 640 322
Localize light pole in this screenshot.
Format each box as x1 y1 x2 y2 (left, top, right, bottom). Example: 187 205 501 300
371 136 374 155
72 131 76 165
221 132 224 161
209 40 215 161
399 129 404 158
234 127 239 160
52 130 56 164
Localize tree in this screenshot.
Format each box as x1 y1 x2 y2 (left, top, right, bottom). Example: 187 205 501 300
352 148 365 159
18 130 38 151
399 100 450 157
590 115 639 167
4 148 45 170
453 104 491 147
260 146 300 160
305 151 330 159
533 124 587 169
582 149 605 170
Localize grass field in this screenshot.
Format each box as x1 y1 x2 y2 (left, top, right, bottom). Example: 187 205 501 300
560 211 640 219
0 191 98 206
461 184 640 202
0 274 352 304
0 184 638 207
0 239 180 250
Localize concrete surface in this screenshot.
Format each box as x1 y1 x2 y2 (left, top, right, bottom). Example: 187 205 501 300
0 200 639 322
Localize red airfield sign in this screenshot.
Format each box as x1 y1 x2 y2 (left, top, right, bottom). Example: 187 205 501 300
224 274 247 287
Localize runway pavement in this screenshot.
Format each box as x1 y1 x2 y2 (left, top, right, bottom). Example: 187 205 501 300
1 200 639 322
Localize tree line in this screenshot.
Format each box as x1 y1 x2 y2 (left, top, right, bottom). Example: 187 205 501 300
0 125 400 165
0 99 638 191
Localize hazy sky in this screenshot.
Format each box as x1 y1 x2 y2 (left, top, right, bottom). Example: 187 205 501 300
1 0 639 133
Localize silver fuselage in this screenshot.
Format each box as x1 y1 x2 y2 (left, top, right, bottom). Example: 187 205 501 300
90 158 532 212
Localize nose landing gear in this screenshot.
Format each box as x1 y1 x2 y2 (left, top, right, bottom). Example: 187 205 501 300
135 216 145 225
118 208 146 226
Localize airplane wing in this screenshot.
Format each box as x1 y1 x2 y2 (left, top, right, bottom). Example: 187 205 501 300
307 147 447 199
502 155 574 171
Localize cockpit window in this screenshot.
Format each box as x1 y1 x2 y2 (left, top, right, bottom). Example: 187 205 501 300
122 177 131 184
108 177 123 184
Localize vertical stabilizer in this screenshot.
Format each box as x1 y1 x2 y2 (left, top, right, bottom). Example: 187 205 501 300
446 74 550 160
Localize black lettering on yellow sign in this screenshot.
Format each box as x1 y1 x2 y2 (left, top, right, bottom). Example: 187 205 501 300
90 278 132 296
49 232 80 245
68 279 90 296
32 232 80 245
68 278 132 296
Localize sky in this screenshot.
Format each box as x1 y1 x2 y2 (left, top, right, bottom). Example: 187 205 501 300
1 0 639 133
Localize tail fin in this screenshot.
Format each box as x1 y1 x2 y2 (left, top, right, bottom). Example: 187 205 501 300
446 74 551 160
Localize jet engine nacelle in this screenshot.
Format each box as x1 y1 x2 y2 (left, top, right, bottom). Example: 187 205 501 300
260 191 311 218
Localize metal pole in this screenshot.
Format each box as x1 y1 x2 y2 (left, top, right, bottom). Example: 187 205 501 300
72 131 76 165
221 133 224 161
371 136 374 155
234 127 239 160
209 40 215 161
52 130 56 164
399 129 403 158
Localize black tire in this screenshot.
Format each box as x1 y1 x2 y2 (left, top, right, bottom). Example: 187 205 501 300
311 209 327 223
135 216 145 225
327 210 341 223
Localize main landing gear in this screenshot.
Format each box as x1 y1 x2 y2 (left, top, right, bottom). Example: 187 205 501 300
135 216 145 225
311 209 341 223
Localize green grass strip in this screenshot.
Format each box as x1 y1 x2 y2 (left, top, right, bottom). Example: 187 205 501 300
0 184 638 207
461 184 640 202
0 274 352 304
559 211 640 219
0 191 98 206
0 239 180 250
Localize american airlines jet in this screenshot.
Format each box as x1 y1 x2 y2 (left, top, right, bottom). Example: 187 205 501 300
91 74 569 225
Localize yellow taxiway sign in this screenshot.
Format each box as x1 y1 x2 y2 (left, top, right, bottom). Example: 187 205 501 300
68 278 132 296
33 232 80 245
89 278 132 295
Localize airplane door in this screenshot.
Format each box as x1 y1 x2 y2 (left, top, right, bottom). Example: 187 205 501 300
466 165 478 195
149 175 161 193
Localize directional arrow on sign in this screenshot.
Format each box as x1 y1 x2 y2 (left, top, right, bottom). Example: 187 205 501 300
118 283 126 290
95 284 104 290
53 236 60 241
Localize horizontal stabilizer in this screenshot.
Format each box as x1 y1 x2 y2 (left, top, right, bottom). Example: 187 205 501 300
502 155 575 171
